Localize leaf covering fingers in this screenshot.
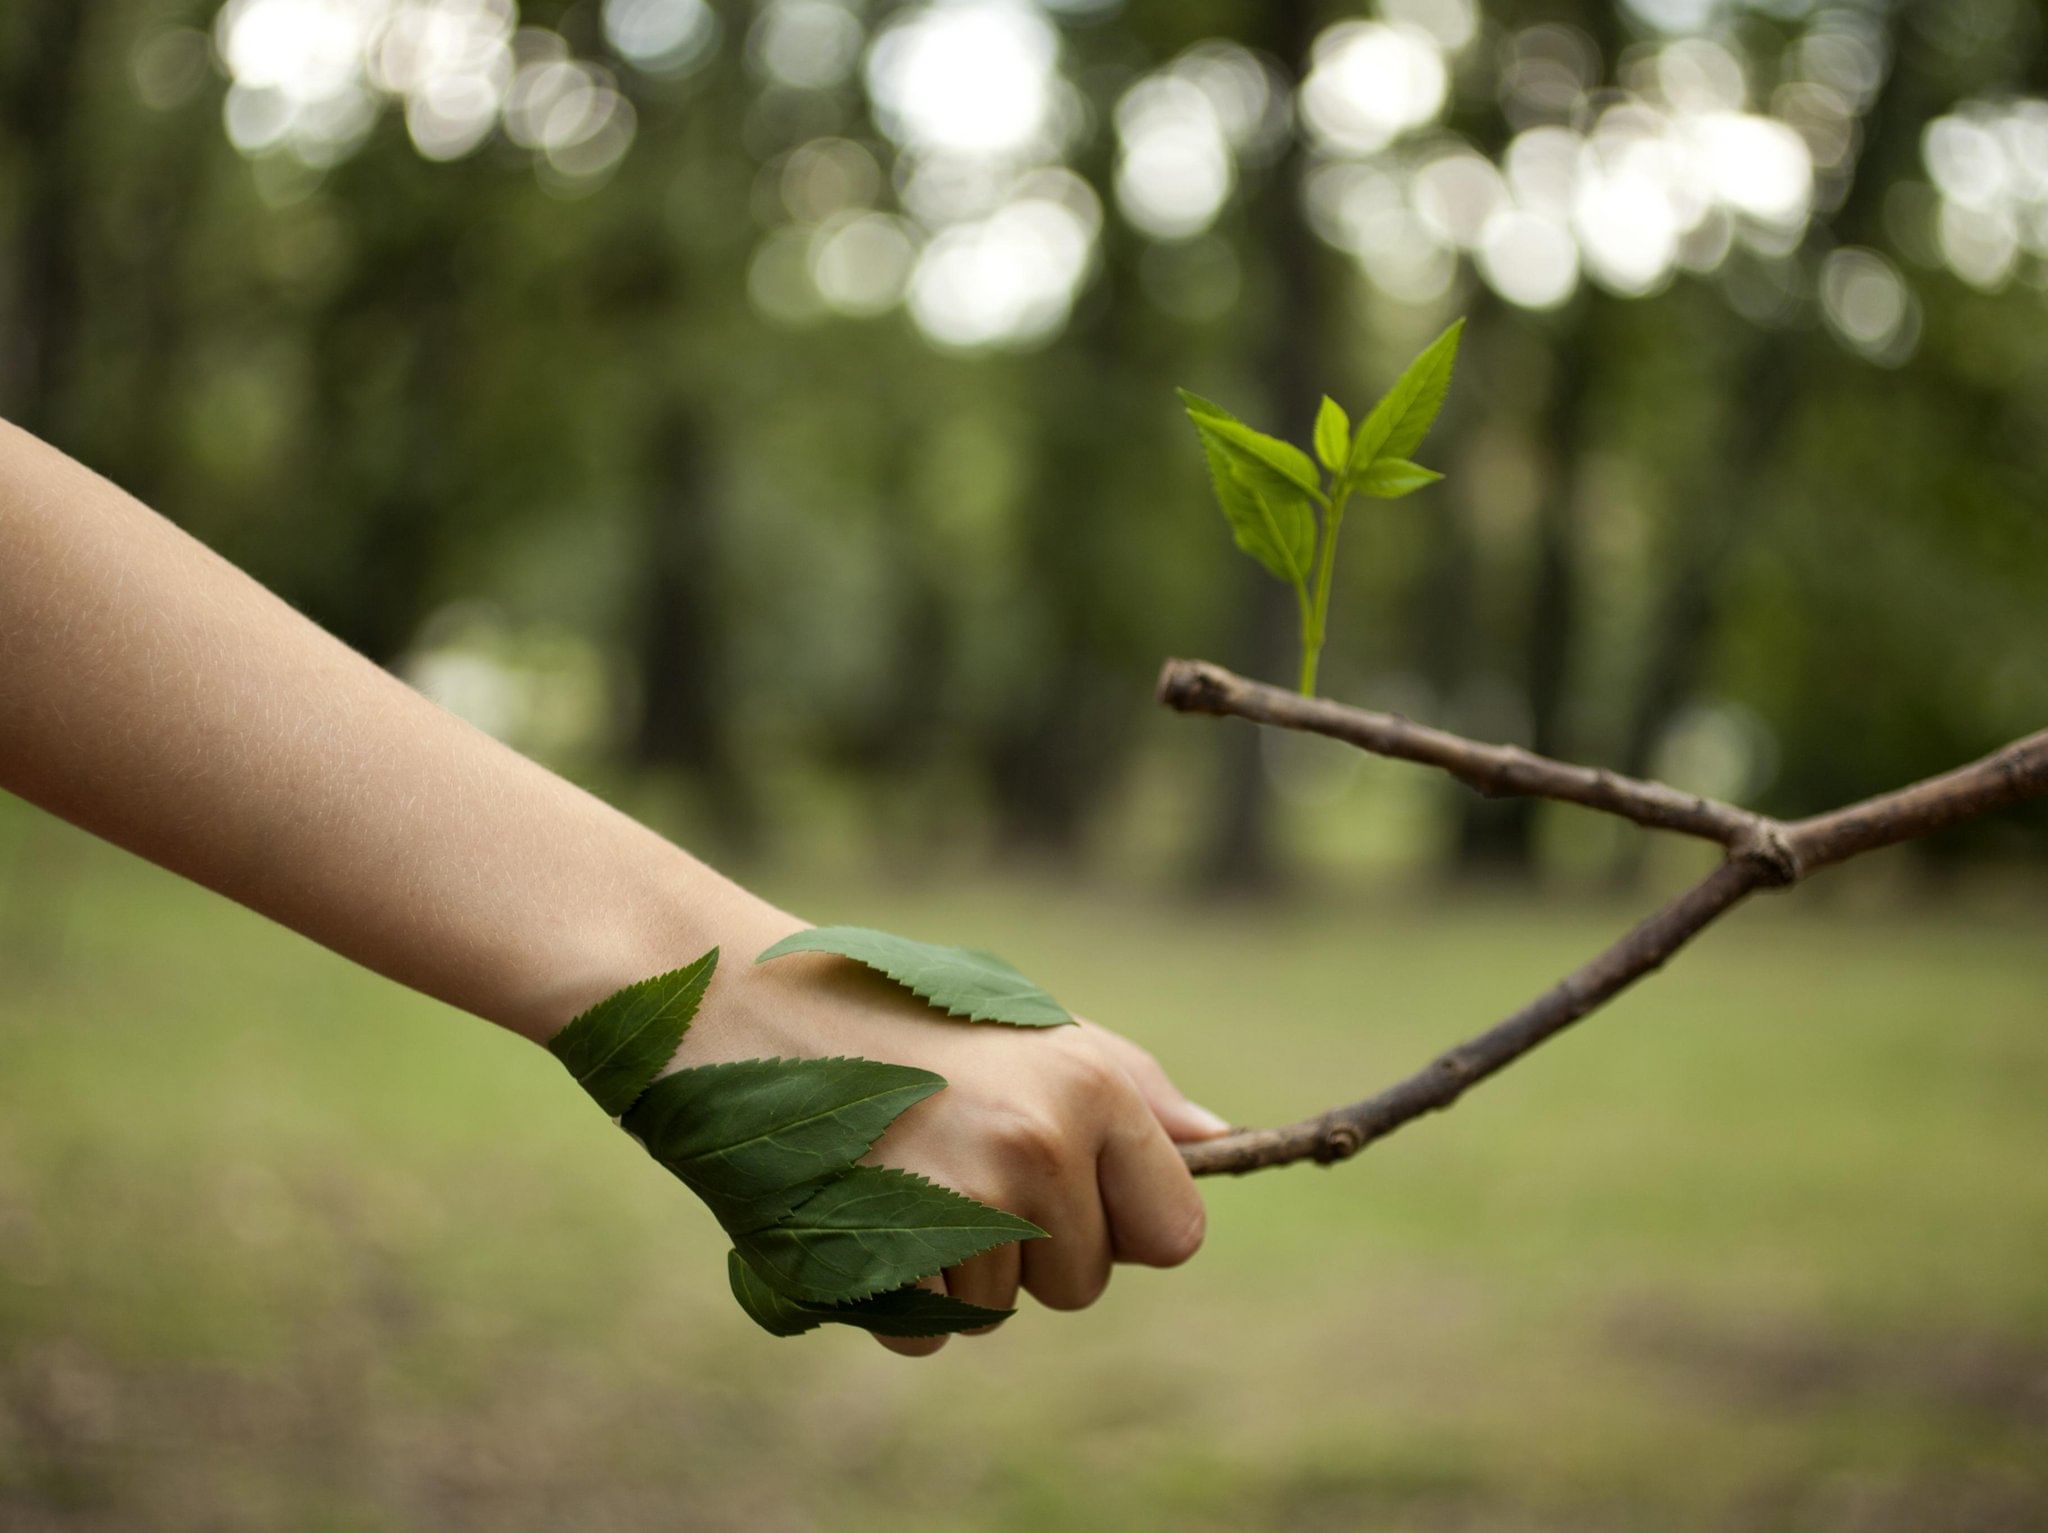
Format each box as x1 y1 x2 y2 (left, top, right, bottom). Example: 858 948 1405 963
726 1251 1014 1338
755 926 1072 1027
624 1056 945 1230
731 1166 1045 1304
559 942 1055 1338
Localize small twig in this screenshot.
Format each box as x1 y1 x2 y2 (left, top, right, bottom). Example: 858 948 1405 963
1158 658 2048 1177
1157 658 1769 849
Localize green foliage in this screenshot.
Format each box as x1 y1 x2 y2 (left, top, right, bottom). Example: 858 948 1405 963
546 954 718 1116
1358 459 1445 499
624 1056 946 1228
1178 390 1318 587
1314 396 1351 472
1182 321 1463 696
755 925 1073 1027
1348 320 1465 474
729 1166 1043 1303
553 938 1059 1337
726 1252 1013 1338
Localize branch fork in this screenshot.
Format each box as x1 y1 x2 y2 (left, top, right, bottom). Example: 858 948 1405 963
1157 658 2048 1177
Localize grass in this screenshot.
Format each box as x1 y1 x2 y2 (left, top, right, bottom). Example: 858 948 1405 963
1 803 2044 1531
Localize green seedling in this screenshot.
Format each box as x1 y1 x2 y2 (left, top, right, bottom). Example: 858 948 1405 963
1181 319 1462 695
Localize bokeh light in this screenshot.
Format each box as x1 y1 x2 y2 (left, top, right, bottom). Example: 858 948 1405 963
1921 99 2048 292
601 0 719 77
213 0 634 178
865 0 1064 161
1304 20 1825 315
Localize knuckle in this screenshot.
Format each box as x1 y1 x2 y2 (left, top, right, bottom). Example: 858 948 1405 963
995 1108 1066 1174
1039 1264 1111 1312
1050 1039 1122 1104
1152 1201 1207 1268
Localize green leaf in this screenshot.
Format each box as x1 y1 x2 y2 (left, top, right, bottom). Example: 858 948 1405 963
1177 390 1321 496
1196 423 1318 501
1349 319 1464 478
726 1251 1012 1339
1314 396 1351 472
1176 388 1238 425
755 926 1072 1027
1179 396 1313 587
546 951 717 1116
1198 435 1316 587
1357 457 1445 499
625 1056 945 1230
732 1166 1044 1303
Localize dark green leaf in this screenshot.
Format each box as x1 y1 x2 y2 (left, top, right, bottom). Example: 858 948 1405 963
726 1251 1012 1338
1358 457 1444 499
546 951 717 1116
1314 396 1351 472
1349 319 1464 477
732 1166 1044 1303
625 1056 945 1230
755 926 1071 1027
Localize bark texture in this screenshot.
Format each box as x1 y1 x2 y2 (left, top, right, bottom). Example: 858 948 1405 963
1157 659 2048 1176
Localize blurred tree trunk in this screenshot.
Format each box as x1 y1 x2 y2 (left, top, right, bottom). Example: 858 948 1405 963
101 90 215 506
1615 0 1943 811
2 0 88 446
1450 0 1628 877
987 329 1141 860
630 398 756 851
1456 323 1594 872
1199 0 1329 891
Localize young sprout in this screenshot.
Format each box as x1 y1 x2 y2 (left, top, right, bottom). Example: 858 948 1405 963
1180 319 1463 696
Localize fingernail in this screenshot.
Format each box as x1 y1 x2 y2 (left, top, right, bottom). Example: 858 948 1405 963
1183 1102 1232 1137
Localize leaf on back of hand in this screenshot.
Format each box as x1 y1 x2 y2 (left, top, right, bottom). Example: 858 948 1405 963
1314 395 1351 472
547 950 718 1117
1348 319 1464 479
731 1165 1045 1304
624 1056 945 1230
755 926 1072 1027
1357 457 1444 499
726 1250 1013 1338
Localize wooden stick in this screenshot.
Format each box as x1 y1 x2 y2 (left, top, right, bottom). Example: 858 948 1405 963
1157 659 2048 1177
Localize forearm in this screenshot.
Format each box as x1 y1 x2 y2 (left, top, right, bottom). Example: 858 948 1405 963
0 418 786 1039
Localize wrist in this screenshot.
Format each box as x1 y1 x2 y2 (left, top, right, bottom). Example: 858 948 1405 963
507 842 803 1047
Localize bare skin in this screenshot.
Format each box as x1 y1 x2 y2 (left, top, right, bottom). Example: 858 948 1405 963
0 418 1223 1355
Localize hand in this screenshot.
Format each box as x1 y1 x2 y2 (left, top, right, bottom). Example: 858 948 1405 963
680 926 1230 1355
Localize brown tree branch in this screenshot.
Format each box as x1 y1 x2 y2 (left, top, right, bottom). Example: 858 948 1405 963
1157 658 1774 853
1158 658 2048 1177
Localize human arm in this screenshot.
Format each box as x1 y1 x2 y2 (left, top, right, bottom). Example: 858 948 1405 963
0 417 1222 1352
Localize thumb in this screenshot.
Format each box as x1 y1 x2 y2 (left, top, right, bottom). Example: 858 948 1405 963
1090 1024 1232 1143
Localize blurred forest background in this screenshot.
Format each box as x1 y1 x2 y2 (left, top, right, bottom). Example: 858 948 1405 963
4 1 2048 1530
6 0 2047 883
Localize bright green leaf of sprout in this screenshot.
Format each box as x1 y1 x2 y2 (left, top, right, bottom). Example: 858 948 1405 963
1314 395 1351 472
1358 457 1445 499
1181 319 1462 696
